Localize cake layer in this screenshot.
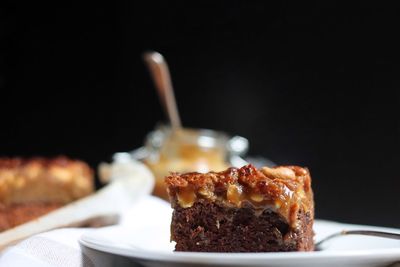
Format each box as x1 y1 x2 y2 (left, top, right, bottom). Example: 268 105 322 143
171 199 314 252
0 202 62 232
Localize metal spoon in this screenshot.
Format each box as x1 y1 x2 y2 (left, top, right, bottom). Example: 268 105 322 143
143 51 182 129
315 230 400 251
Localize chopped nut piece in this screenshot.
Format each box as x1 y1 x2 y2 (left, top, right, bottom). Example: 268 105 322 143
198 187 214 198
250 193 264 202
261 166 296 180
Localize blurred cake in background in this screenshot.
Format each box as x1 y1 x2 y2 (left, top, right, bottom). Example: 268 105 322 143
0 156 94 232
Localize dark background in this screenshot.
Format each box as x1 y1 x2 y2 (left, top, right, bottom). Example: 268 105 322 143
1 2 399 227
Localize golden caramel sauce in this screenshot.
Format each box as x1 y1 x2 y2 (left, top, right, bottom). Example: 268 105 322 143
226 184 243 205
176 186 197 208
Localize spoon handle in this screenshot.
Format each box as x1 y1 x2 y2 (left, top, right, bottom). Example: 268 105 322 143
315 230 400 250
143 51 182 129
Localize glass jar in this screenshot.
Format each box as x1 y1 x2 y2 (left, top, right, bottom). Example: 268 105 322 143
132 125 249 200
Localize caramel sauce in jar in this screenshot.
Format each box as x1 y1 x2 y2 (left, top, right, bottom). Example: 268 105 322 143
143 126 241 201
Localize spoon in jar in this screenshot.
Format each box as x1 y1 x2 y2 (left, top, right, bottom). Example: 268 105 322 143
315 229 400 251
143 51 182 129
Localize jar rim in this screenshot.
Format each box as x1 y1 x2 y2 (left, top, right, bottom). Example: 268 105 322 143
147 124 230 149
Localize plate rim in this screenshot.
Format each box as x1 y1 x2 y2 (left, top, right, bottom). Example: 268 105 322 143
79 219 400 264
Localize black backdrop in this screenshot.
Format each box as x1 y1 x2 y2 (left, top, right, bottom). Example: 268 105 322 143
1 2 399 227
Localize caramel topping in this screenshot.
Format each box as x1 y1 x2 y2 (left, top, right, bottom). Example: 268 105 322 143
165 164 314 229
177 186 197 208
227 184 243 205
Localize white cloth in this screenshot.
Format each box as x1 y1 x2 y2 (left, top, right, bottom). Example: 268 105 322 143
0 196 169 267
0 229 91 267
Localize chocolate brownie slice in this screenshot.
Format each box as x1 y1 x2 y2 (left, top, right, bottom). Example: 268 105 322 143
165 164 314 252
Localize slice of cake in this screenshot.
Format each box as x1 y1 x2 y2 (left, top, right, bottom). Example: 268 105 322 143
0 156 94 232
165 164 314 252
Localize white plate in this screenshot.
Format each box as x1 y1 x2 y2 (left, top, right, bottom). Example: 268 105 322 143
80 197 400 267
